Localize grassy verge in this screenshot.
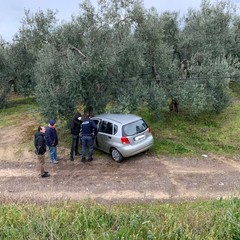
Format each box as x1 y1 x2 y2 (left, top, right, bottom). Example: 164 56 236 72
0 97 38 127
0 198 240 239
135 99 240 157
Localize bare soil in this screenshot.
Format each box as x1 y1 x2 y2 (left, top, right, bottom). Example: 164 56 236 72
1 119 240 204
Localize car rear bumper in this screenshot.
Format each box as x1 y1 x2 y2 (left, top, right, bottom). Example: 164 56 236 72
119 135 154 157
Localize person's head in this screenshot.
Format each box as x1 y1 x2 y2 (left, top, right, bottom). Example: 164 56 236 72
49 119 56 128
84 106 94 118
38 126 46 133
75 112 82 121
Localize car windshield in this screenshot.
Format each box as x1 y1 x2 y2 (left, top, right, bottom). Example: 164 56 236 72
122 119 147 136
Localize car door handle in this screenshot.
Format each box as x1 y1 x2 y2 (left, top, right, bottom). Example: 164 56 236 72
108 136 112 139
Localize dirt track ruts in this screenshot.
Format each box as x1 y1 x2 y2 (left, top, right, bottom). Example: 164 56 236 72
0 121 240 204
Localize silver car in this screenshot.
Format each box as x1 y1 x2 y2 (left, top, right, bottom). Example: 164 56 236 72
92 113 154 162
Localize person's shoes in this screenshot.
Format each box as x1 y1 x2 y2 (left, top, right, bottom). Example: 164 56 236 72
81 157 86 162
75 152 81 156
88 158 93 162
41 172 50 178
70 157 74 161
44 171 49 174
52 160 59 164
56 157 62 161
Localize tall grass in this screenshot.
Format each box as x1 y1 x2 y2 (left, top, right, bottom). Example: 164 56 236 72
0 198 240 239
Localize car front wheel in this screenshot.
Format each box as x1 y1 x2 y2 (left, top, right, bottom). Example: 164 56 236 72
110 148 124 162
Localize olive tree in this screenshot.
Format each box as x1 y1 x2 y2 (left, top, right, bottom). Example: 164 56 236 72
0 43 13 107
8 9 58 98
172 0 238 114
13 0 240 118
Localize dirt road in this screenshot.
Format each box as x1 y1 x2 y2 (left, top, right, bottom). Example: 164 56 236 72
0 122 240 204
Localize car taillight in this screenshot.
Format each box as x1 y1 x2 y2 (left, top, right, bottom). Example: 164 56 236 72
148 127 151 133
121 136 130 144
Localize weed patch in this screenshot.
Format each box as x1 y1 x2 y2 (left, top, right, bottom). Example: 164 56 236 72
0 198 240 239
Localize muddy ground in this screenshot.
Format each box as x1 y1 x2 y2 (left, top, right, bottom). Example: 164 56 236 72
0 120 240 204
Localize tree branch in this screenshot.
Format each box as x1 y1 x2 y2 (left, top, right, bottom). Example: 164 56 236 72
69 46 86 59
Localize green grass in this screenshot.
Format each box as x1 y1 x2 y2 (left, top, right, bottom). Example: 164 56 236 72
0 198 240 239
135 98 240 157
0 97 38 127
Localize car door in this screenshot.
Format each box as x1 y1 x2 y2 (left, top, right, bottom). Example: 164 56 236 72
96 120 113 153
92 119 101 148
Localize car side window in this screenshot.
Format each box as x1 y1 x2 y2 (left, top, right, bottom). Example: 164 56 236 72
114 125 118 135
93 119 100 130
99 121 113 135
99 121 106 132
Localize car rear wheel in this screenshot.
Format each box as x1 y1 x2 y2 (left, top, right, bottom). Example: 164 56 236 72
110 148 124 162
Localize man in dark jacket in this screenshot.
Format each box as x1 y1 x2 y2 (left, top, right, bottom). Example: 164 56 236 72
70 112 82 161
34 126 50 178
45 119 61 164
81 114 98 162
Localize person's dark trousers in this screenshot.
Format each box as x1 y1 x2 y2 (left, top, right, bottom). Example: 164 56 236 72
82 135 94 160
70 135 79 159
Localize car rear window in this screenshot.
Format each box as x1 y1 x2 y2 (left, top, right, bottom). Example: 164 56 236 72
122 119 148 136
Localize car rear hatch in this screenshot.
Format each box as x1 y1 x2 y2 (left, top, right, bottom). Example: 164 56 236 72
121 119 151 145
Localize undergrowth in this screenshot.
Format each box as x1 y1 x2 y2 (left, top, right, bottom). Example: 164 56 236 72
0 198 240 239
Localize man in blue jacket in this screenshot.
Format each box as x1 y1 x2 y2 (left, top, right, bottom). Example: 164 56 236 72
81 114 98 162
45 119 61 164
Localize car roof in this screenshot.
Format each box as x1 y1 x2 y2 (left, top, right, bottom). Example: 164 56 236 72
92 113 142 124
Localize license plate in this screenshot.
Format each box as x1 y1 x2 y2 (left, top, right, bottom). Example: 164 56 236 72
134 134 145 141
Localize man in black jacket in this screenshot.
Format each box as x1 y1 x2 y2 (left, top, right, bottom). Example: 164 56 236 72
34 126 50 178
70 112 82 161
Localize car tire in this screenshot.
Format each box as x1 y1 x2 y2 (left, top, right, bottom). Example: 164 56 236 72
110 148 124 162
